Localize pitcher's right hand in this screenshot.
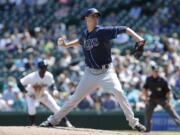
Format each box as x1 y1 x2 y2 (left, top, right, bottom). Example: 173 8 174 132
57 37 66 47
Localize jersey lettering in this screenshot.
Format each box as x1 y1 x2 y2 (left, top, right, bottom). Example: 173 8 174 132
83 38 99 51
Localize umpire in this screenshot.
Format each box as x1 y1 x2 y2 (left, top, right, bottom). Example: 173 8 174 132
143 65 180 132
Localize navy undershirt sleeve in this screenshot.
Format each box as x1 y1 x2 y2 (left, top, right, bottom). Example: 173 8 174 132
100 26 127 40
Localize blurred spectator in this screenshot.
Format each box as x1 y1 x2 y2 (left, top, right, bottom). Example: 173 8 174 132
25 0 35 6
12 92 26 111
58 0 70 5
3 82 17 109
67 82 77 94
101 93 118 111
54 6 70 19
56 73 70 92
0 94 10 111
126 89 140 110
78 95 94 110
3 82 16 101
53 91 69 106
43 39 54 53
129 6 142 19
105 12 117 25
45 52 56 67
36 0 48 6
68 64 82 83
0 0 7 5
59 51 72 68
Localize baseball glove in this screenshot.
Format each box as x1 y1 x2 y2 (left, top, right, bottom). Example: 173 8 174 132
33 84 44 98
134 40 145 59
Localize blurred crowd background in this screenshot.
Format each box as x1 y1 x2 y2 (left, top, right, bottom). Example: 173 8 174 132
0 0 179 113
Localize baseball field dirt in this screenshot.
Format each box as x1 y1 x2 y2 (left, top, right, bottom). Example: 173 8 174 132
0 126 179 135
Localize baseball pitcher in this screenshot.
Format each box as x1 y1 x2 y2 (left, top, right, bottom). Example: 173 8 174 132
40 8 146 132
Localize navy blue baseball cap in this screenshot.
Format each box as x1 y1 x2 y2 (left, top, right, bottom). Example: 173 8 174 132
38 60 48 69
151 65 159 71
82 8 101 20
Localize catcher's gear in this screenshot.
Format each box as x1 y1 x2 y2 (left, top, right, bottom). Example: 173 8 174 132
134 40 145 59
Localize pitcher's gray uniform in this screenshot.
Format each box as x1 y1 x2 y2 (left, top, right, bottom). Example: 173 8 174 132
40 8 146 132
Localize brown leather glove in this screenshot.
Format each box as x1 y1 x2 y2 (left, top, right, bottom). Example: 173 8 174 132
134 40 145 59
33 84 44 98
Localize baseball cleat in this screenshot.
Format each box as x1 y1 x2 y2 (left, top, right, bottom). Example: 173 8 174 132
39 121 53 127
65 120 74 128
134 123 146 132
174 118 180 126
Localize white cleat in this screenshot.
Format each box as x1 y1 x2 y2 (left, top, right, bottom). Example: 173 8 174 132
65 120 74 128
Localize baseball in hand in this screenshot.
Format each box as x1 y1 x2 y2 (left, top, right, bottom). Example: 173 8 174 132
58 37 65 46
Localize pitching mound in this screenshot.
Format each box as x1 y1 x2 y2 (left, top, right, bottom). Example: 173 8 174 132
0 126 131 135
0 126 179 135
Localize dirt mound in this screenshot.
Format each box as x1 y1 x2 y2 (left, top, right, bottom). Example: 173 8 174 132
0 126 178 135
0 126 130 135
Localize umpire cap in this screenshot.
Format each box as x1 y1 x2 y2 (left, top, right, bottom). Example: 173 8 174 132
81 8 101 20
151 65 159 71
38 60 48 69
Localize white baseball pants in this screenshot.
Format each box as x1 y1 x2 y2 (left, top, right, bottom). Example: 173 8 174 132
26 91 60 115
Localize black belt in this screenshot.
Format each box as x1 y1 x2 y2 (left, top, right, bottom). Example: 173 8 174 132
100 64 110 69
87 64 110 69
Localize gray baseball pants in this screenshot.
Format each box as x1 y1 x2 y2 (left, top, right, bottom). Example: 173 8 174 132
47 65 139 128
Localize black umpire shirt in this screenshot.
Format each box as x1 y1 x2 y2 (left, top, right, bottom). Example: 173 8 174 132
143 76 170 99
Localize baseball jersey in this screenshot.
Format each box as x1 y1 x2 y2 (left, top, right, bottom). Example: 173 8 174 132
79 26 127 69
20 71 55 94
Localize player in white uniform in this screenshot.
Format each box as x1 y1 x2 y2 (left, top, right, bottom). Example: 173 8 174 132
17 60 73 127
